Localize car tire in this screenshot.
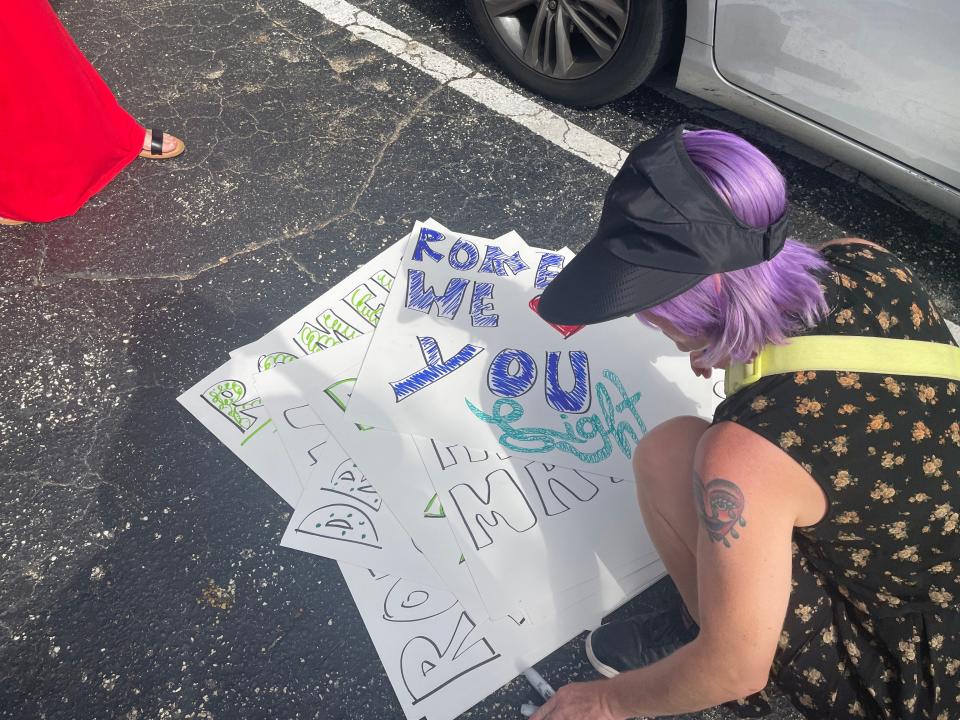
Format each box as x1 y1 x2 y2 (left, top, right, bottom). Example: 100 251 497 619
465 0 682 107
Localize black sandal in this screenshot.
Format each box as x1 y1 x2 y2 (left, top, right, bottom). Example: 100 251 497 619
138 128 185 159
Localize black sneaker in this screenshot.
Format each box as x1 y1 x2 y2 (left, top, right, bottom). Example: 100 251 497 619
585 603 699 678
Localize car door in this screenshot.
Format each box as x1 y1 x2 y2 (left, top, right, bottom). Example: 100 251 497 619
712 0 960 192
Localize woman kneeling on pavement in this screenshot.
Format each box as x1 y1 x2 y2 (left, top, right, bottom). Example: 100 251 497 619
532 125 960 720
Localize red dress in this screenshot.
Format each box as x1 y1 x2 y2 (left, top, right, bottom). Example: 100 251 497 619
0 0 145 222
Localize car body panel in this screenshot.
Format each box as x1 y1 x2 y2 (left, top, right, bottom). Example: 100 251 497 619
677 0 960 215
682 0 715 44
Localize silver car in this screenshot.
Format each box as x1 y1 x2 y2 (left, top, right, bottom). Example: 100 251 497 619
466 0 960 215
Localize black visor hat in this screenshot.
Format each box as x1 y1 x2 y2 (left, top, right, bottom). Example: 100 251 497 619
537 124 789 325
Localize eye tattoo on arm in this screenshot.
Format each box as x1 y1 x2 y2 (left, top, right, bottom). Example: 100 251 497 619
693 471 747 548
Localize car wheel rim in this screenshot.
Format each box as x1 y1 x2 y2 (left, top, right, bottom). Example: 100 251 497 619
482 0 629 80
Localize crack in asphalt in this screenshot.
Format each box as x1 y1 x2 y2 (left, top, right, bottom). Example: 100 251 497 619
2 85 444 295
3 5 456 297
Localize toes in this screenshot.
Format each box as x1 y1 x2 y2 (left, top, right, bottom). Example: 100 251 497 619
141 130 181 154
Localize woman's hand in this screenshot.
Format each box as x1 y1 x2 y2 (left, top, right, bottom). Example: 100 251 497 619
690 349 712 379
529 681 624 720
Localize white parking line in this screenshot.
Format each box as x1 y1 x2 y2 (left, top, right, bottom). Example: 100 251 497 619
298 0 628 176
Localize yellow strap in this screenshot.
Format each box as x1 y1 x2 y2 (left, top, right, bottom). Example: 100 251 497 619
724 335 960 397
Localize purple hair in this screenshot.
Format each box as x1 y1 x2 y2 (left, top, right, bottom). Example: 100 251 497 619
640 129 830 367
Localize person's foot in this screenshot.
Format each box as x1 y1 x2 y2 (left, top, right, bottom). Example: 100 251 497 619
142 129 178 154
585 601 699 678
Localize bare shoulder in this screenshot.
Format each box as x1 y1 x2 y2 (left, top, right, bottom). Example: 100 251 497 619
817 237 888 252
696 420 782 467
696 421 824 527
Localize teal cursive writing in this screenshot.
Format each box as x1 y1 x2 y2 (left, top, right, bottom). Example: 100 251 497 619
465 369 647 463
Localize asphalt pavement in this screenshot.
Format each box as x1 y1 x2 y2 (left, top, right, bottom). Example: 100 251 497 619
2 1 958 718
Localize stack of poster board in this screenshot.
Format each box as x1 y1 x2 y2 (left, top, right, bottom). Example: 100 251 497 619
178 219 721 720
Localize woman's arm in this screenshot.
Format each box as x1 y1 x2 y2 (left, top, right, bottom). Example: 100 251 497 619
609 421 799 715
534 422 803 720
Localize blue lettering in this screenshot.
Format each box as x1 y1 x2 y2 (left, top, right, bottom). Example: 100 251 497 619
479 246 530 276
411 227 445 263
535 253 566 289
488 349 537 398
544 351 591 413
405 269 470 319
448 238 481 271
470 282 499 328
391 336 485 402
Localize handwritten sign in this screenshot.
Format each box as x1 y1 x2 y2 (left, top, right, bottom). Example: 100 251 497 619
291 334 665 624
177 221 714 720
253 360 334 505
178 225 534 506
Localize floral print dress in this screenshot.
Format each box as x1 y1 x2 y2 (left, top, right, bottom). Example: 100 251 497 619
713 242 960 719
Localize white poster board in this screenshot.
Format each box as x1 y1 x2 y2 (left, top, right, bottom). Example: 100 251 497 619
253 362 333 498
177 355 303 505
281 438 443 588
290 336 664 625
177 224 529 506
177 237 407 506
288 339 491 619
414 435 663 620
340 563 604 720
228 239 405 371
347 220 717 481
